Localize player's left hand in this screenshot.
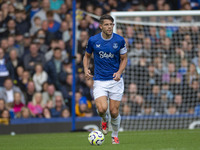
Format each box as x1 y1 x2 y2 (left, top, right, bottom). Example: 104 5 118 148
113 72 121 81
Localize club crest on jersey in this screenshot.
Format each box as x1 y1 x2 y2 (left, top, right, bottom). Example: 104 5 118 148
113 43 118 49
96 44 101 48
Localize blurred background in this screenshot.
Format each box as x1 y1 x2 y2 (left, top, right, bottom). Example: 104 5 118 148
0 0 200 133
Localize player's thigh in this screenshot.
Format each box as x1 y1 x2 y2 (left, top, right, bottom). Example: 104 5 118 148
95 96 108 113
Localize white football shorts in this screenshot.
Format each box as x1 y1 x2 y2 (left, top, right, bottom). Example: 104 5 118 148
93 78 124 101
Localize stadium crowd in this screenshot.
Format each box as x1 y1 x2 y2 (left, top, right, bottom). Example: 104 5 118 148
0 0 200 125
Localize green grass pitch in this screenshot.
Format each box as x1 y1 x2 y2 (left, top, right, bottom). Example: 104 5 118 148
0 129 200 150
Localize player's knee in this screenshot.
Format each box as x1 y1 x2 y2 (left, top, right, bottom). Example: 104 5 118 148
97 107 107 115
110 109 119 118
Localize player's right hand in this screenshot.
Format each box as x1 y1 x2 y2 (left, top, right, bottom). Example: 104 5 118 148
85 69 93 80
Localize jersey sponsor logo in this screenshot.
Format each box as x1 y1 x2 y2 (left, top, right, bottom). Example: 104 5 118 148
96 44 101 48
113 43 118 49
99 51 114 59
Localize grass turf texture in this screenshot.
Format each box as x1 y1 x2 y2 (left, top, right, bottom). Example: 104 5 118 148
0 129 199 150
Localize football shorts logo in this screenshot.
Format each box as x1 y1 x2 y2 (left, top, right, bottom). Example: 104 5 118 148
96 44 101 48
113 43 118 49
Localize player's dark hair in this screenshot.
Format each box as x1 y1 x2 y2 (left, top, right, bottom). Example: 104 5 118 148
99 14 114 24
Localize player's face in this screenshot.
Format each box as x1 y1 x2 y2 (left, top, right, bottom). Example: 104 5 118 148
100 19 114 37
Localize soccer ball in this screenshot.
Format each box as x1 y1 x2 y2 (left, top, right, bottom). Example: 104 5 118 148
88 130 105 146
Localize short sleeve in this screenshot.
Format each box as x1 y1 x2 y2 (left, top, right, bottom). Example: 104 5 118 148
120 38 127 55
86 38 93 54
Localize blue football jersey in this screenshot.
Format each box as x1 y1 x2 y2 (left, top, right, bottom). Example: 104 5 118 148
86 32 127 80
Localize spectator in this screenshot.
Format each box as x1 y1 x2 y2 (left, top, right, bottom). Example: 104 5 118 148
46 99 53 109
85 15 100 34
162 61 182 84
146 63 162 87
28 0 41 19
42 81 49 92
126 83 138 101
0 48 9 86
30 16 42 35
160 89 171 114
122 103 131 116
14 33 26 58
35 29 49 53
23 81 35 104
17 70 31 92
75 91 93 117
0 38 9 55
161 83 174 101
132 55 149 95
0 77 25 104
0 19 20 39
80 78 94 101
146 85 161 113
15 66 24 85
61 108 70 118
174 94 186 114
58 40 68 61
181 40 196 61
78 18 95 37
31 0 61 28
42 84 63 106
23 42 46 75
15 10 30 35
50 94 66 118
59 60 72 85
33 63 48 92
186 63 199 86
131 95 144 116
12 92 25 115
77 30 89 56
0 109 10 125
23 33 32 56
46 10 60 33
59 4 69 21
0 10 7 29
184 79 200 113
45 47 63 89
140 102 155 116
166 102 178 115
6 48 23 81
28 92 44 117
56 21 71 42
192 49 200 73
143 37 153 59
42 107 51 118
117 0 131 11
60 73 73 106
16 107 32 119
178 59 188 76
45 39 59 62
7 35 15 49
94 6 103 17
148 26 159 44
125 26 134 47
0 99 6 116
50 0 64 11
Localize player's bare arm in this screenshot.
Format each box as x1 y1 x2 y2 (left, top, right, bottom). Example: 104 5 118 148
113 53 127 81
83 52 94 80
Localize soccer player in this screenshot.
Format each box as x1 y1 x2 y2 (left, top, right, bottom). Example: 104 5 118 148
83 14 127 144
